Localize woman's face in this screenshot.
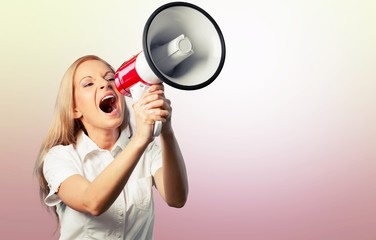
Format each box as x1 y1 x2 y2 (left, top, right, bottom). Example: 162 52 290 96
73 59 125 133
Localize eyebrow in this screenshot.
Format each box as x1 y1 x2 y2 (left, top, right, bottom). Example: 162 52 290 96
104 71 115 77
80 76 92 83
80 71 114 82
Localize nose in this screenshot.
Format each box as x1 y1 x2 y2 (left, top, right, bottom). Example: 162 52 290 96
100 79 113 90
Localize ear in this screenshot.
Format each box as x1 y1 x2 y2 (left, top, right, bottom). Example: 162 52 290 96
73 107 83 119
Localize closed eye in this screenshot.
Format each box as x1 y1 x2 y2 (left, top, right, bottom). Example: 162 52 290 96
83 82 93 87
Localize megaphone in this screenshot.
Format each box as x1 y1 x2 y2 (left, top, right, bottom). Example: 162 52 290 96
114 1 226 136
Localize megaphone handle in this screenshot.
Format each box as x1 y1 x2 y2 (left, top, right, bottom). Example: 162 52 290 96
153 121 162 137
130 83 162 137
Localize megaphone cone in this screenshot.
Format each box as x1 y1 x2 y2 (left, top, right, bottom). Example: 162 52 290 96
115 1 226 136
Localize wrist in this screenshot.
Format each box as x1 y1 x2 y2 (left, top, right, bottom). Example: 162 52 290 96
161 123 174 137
130 134 151 150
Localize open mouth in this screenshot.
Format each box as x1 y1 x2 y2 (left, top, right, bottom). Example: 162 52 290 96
99 94 117 113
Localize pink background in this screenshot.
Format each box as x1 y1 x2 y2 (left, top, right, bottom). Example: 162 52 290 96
1 0 375 239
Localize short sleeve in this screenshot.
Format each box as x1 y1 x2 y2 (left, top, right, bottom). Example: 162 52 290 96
148 142 162 176
43 145 81 207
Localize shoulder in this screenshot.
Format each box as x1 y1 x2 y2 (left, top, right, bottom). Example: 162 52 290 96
43 144 80 168
48 144 75 154
45 144 77 160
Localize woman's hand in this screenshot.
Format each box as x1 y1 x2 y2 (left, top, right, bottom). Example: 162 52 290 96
132 84 172 143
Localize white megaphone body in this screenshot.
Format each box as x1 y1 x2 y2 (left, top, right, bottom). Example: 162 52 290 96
114 1 226 137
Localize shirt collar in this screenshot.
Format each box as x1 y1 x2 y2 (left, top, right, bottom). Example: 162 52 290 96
75 128 131 161
111 128 130 156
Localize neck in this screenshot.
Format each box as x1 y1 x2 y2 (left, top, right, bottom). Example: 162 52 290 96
85 127 120 151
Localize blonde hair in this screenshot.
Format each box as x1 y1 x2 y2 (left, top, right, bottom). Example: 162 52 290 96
34 55 132 213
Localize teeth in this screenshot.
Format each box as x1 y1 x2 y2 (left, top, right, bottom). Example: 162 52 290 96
100 94 116 113
103 95 113 100
102 95 115 102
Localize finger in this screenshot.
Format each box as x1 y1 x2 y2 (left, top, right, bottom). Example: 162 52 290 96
143 93 167 108
142 88 163 98
136 101 169 119
137 109 158 125
147 84 164 93
148 108 170 118
132 101 145 112
137 111 166 125
143 99 167 111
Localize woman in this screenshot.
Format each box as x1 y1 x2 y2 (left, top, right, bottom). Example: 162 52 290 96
34 55 188 239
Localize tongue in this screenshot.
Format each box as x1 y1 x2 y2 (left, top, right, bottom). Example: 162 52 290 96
103 105 113 113
100 98 114 113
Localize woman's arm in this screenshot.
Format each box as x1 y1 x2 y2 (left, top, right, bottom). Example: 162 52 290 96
141 85 188 207
57 136 149 216
56 88 164 216
154 126 189 208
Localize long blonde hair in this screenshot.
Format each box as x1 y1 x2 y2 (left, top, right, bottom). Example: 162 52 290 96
34 55 132 213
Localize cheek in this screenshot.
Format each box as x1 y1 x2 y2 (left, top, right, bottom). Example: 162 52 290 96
118 96 126 110
75 92 95 113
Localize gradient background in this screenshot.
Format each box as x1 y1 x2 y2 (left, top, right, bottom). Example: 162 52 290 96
1 0 375 239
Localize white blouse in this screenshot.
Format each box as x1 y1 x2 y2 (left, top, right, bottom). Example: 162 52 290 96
43 129 162 240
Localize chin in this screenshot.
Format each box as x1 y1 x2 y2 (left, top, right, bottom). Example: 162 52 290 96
107 117 124 129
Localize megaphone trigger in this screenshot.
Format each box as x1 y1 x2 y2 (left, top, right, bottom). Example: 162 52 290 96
129 82 149 102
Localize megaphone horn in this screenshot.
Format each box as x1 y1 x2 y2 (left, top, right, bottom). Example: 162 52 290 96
115 1 226 136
